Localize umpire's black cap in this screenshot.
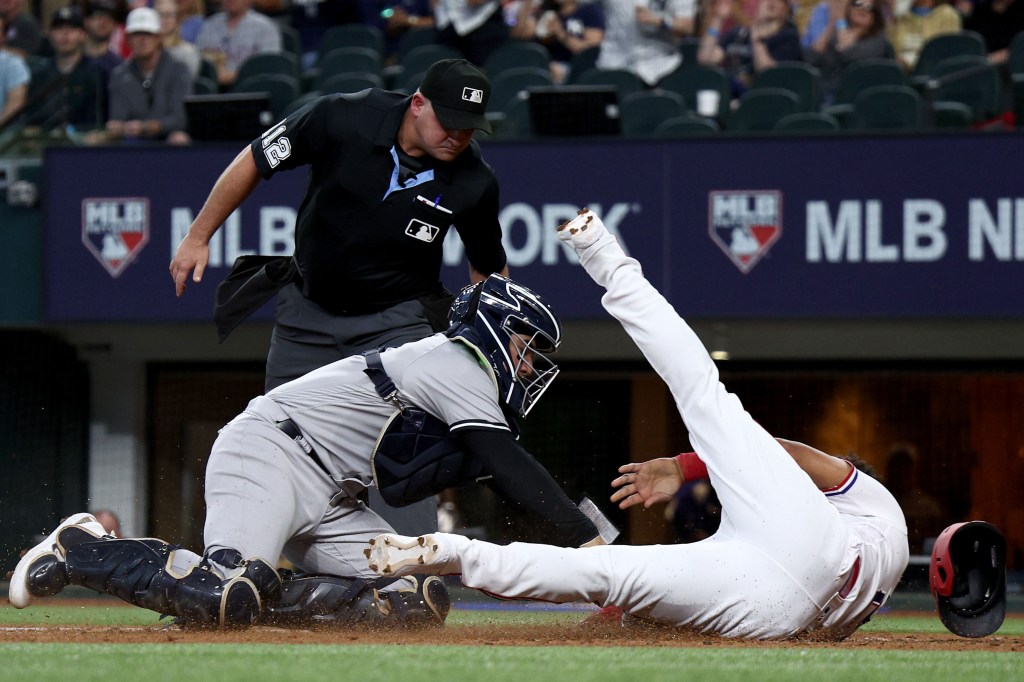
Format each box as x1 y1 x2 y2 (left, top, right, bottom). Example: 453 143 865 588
419 59 492 134
930 520 1007 638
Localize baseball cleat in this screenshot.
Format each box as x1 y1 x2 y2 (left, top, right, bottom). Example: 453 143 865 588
365 534 441 577
556 208 610 251
9 512 107 608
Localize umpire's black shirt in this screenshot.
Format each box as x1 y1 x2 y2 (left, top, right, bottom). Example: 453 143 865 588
250 89 507 315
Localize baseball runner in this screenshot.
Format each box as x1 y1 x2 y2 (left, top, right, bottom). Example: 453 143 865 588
365 209 910 640
9 275 602 628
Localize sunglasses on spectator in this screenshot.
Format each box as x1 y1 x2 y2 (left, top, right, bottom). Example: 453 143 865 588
851 0 873 9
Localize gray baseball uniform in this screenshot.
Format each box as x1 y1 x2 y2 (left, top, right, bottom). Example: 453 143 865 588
204 334 508 578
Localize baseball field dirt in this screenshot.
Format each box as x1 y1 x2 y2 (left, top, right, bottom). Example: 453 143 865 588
1 602 1021 652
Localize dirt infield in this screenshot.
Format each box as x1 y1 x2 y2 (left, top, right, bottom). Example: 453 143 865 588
2 612 1021 652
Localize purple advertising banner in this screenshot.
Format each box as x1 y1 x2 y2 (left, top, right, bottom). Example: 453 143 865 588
44 134 1024 322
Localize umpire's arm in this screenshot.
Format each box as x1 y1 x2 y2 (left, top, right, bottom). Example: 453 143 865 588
170 147 262 296
457 428 601 547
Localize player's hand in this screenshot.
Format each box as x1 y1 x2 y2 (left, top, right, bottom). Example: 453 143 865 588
610 458 683 510
169 234 210 297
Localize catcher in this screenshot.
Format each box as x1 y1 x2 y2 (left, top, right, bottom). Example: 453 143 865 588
365 209 911 640
10 275 603 629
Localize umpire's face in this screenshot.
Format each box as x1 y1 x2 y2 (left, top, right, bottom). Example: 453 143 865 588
403 93 474 162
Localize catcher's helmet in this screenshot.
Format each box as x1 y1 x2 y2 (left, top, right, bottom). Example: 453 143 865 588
447 274 560 417
929 520 1006 638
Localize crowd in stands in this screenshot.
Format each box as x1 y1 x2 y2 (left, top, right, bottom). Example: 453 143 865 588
2 0 1024 144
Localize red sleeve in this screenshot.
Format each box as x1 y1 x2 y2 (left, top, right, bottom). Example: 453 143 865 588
674 452 709 481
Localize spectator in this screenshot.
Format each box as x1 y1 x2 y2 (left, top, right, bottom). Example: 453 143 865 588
597 0 698 85
805 0 893 101
281 0 356 69
887 0 961 71
0 12 29 126
195 0 281 88
699 0 803 95
89 508 123 537
382 0 435 60
103 7 192 144
669 479 721 543
26 7 106 133
176 0 205 43
0 0 42 58
435 0 509 66
83 0 126 76
519 0 606 84
802 0 836 48
885 443 943 555
156 0 200 76
962 0 1024 64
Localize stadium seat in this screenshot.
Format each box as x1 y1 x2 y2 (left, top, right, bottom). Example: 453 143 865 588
283 90 321 117
279 23 302 61
653 114 720 136
850 85 924 130
490 96 534 139
317 24 385 62
395 27 440 62
234 73 302 119
232 52 300 91
679 37 701 67
318 72 385 95
751 61 822 112
930 101 973 129
911 31 986 85
726 88 800 131
565 45 600 84
199 57 218 84
658 64 731 119
774 111 840 132
484 41 552 77
192 76 218 96
310 47 382 91
575 67 649 100
927 55 1002 123
487 67 553 114
620 90 687 136
1010 33 1024 124
825 58 906 126
390 44 465 91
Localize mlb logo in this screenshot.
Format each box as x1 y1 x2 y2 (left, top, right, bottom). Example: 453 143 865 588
81 197 150 278
462 87 484 104
708 190 782 273
405 218 440 243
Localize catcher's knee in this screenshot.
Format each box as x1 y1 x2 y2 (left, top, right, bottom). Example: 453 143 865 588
265 573 450 628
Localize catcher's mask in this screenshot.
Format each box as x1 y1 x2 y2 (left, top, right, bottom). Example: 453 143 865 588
929 520 1006 638
447 274 560 417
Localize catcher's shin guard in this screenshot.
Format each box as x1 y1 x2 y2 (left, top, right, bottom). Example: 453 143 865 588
265 573 450 628
64 539 276 628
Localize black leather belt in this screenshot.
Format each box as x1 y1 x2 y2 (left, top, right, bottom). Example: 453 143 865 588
277 418 332 479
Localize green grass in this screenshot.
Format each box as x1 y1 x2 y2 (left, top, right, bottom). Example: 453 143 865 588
1 643 1022 682
2 603 1022 682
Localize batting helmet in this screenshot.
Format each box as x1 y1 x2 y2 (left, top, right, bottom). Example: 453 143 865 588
929 520 1006 638
447 275 560 417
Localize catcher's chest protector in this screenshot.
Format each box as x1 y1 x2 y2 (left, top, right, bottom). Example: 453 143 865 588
371 406 485 506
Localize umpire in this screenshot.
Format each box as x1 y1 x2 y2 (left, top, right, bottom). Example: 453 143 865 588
169 58 507 532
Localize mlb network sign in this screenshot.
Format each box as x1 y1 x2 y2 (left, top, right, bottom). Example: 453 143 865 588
708 190 1024 273
82 197 150 278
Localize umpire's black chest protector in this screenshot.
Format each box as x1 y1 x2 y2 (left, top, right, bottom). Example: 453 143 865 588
363 350 517 506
